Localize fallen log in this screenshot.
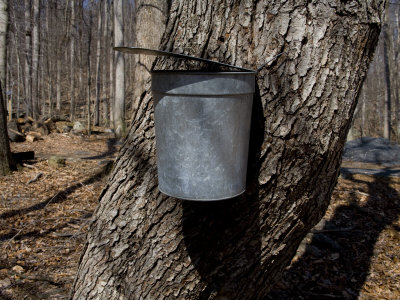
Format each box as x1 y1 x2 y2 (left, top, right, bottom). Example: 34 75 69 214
26 134 38 142
8 128 25 142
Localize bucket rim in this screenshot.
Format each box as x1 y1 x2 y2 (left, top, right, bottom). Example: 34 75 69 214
150 70 256 75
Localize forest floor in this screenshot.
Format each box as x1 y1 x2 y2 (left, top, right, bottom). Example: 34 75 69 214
0 132 399 299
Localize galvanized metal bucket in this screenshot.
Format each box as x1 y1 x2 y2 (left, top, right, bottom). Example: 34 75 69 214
152 71 254 201
115 47 262 201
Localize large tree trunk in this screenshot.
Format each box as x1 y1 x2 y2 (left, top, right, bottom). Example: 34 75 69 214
72 1 385 299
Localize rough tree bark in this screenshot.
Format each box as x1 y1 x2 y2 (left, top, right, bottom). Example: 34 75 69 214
72 1 385 299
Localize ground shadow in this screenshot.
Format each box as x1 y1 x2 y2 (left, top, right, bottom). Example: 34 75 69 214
82 138 119 160
0 161 112 220
0 213 92 242
181 84 265 299
266 171 400 299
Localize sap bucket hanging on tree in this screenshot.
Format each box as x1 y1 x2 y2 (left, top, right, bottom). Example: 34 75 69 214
114 47 281 201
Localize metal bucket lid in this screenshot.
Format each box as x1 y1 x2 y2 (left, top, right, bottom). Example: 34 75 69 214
114 47 256 72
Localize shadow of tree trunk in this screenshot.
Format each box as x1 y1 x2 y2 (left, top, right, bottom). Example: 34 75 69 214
266 172 400 299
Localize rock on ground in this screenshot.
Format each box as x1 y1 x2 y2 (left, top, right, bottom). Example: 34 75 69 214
343 137 400 166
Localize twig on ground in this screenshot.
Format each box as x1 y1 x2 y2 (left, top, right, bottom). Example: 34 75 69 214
27 172 43 184
22 163 37 170
6 227 26 250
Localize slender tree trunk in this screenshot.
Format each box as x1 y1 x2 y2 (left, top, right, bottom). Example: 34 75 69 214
6 58 11 121
40 34 45 115
15 44 20 117
361 86 366 137
72 1 385 299
78 1 84 120
10 4 20 118
87 1 93 135
94 1 102 126
54 1 61 113
388 1 400 141
383 23 391 140
0 0 7 99
24 0 32 117
113 0 125 137
0 0 12 175
102 0 109 127
31 0 39 119
0 82 12 176
70 0 76 121
56 57 61 111
109 1 114 127
46 2 52 117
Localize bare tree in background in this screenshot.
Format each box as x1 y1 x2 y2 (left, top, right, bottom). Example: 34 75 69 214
24 0 31 117
113 0 125 137
70 0 76 121
383 2 392 140
0 0 7 97
0 0 13 176
109 0 114 127
0 82 12 176
350 0 400 141
94 1 102 126
102 0 110 126
131 0 169 120
87 0 94 135
31 0 39 118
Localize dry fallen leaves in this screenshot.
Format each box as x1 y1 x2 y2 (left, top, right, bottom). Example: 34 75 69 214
0 130 116 299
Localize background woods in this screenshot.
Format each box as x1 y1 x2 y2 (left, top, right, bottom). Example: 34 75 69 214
5 0 136 129
350 0 400 142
